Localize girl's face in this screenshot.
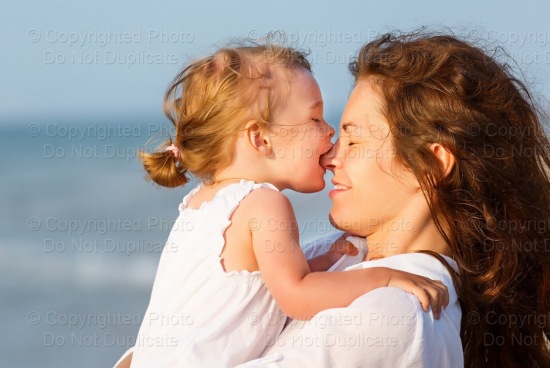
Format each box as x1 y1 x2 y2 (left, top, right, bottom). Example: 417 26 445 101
268 69 335 193
321 78 422 236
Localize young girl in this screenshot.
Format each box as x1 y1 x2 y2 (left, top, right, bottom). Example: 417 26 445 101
115 43 448 367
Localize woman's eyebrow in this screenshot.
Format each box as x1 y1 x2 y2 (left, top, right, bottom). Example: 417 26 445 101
341 122 357 132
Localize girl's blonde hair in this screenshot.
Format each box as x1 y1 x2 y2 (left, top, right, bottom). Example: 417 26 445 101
140 43 311 187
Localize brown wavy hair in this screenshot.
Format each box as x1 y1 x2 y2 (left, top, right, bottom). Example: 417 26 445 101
350 31 550 367
140 42 311 187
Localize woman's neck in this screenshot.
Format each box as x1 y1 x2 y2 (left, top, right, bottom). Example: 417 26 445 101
363 215 452 261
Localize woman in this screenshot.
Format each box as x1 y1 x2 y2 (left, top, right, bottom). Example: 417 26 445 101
243 32 550 367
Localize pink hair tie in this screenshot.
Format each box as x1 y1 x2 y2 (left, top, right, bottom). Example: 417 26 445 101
165 144 179 161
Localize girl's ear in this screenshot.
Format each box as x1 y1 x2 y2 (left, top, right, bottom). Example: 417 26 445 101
244 121 272 156
429 143 456 178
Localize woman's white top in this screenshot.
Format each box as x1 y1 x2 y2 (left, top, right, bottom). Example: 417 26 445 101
238 235 464 368
116 180 286 367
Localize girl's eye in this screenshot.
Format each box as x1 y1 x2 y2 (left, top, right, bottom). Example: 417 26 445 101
312 118 322 123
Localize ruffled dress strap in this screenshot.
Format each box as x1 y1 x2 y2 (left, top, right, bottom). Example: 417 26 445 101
178 180 278 256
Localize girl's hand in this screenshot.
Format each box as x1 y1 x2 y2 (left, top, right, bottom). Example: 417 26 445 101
307 234 359 272
382 268 449 319
327 233 359 259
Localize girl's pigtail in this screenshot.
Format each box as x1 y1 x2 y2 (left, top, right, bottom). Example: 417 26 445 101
139 140 189 188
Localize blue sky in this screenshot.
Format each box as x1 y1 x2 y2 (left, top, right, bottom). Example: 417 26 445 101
2 0 550 127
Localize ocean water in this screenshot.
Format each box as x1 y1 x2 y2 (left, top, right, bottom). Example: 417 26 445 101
0 121 336 367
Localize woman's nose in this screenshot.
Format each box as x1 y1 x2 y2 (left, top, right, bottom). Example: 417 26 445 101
321 139 340 171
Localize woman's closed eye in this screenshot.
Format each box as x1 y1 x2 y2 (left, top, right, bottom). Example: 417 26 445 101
346 138 365 147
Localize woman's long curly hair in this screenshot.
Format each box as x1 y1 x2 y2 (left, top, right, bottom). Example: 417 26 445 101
350 31 550 367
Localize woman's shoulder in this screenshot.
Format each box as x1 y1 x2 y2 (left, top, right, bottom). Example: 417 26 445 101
346 253 458 286
343 285 462 367
260 284 462 367
347 253 460 312
342 253 463 365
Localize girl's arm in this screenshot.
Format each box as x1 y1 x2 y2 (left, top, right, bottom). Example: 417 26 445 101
246 189 448 321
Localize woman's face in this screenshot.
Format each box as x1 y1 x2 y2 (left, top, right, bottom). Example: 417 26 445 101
321 78 422 237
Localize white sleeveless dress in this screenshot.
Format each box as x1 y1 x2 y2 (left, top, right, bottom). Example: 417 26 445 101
123 180 286 367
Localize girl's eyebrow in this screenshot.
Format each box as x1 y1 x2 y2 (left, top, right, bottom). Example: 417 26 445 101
309 101 323 109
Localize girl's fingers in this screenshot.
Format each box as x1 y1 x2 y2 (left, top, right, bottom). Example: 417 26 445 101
345 242 359 255
421 279 449 319
331 240 358 256
428 280 449 309
411 286 430 313
389 273 450 320
427 288 441 319
435 281 449 308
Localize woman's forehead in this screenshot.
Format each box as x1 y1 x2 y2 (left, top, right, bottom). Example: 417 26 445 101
340 83 389 138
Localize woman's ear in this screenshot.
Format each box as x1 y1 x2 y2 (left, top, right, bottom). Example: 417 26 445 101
244 121 272 156
429 143 456 178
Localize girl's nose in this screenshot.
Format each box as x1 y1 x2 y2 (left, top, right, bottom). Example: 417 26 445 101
326 123 335 138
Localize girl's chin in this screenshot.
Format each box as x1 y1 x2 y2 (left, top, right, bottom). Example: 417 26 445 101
307 178 326 192
303 184 325 193
290 181 324 193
